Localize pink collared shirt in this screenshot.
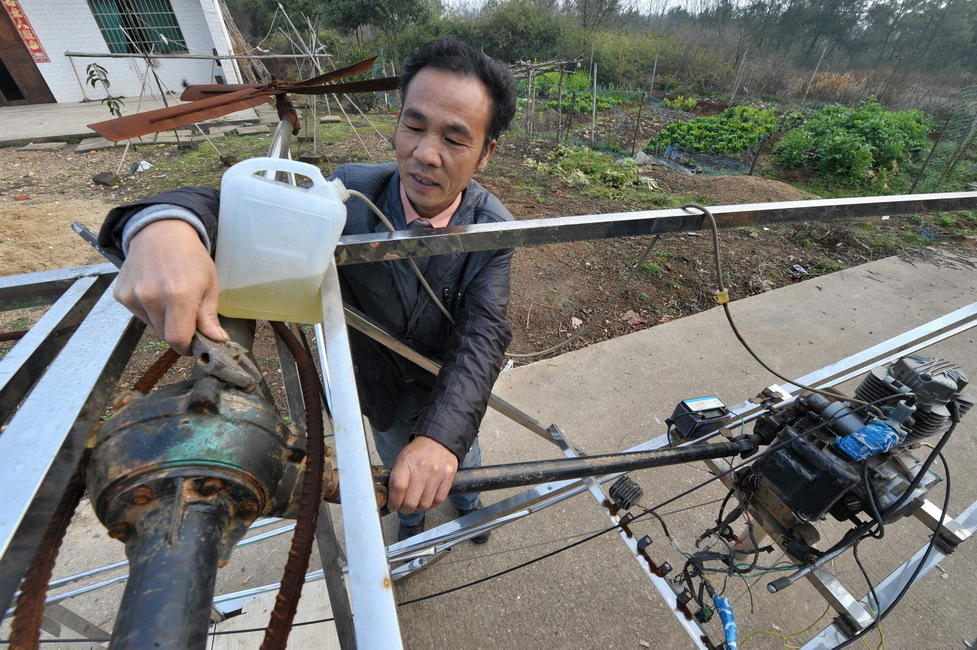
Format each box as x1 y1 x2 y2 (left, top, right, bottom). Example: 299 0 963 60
399 182 461 228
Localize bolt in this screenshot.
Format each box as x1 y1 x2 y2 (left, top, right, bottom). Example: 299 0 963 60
196 478 223 497
130 486 154 505
107 522 130 541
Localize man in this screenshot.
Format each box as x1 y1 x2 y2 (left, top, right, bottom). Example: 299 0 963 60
98 38 517 542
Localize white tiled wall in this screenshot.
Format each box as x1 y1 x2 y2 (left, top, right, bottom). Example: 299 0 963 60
20 0 239 103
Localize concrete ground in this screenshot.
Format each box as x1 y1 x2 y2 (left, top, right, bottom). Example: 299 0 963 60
0 99 260 146
2 247 976 649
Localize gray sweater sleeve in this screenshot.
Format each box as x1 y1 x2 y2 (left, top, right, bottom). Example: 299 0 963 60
120 203 212 255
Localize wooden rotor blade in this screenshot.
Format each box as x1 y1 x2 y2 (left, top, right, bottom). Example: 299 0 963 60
180 83 261 101
88 87 270 141
294 55 378 88
288 76 400 96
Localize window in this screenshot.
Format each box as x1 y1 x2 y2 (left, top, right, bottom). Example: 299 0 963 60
88 0 189 54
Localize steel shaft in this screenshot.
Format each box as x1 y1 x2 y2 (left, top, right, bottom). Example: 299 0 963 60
110 499 226 650
373 438 756 496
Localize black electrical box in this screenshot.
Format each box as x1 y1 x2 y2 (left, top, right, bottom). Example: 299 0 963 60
666 396 732 441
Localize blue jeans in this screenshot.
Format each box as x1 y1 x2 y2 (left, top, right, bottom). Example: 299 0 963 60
371 393 482 527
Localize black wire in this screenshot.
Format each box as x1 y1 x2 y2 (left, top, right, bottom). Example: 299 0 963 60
681 203 889 418
852 541 881 615
737 571 756 614
733 520 762 575
396 524 613 607
862 461 885 540
832 450 952 649
641 506 673 540
715 484 737 529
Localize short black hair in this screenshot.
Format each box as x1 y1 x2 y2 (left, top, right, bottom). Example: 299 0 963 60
399 38 516 145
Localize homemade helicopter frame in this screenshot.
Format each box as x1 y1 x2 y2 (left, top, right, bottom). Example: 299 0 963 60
2 121 977 648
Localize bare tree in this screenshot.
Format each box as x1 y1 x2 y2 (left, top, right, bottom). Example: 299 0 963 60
574 0 621 29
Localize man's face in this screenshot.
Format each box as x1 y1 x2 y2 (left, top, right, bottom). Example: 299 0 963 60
395 67 497 218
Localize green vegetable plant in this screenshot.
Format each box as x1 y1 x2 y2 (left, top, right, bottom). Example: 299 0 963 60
774 98 930 186
662 95 697 111
526 145 641 189
647 105 778 156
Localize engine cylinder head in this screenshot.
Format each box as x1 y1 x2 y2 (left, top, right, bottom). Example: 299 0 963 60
854 354 974 443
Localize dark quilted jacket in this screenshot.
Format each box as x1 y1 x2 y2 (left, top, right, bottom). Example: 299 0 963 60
98 162 514 462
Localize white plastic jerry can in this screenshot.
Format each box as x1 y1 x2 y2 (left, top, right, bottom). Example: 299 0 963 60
215 157 349 324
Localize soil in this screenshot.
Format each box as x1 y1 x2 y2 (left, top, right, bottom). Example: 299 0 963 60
478 160 832 357
1 198 108 275
659 173 815 204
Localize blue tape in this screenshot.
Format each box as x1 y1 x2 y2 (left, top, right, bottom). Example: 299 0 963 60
713 594 737 650
836 420 900 461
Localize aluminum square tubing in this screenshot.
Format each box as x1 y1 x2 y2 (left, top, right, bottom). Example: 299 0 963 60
0 275 109 420
0 282 143 614
334 192 977 265
0 263 117 311
318 264 402 649
343 304 556 444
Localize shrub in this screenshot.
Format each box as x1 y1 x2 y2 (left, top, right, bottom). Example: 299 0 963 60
663 95 697 111
646 105 778 155
775 98 930 185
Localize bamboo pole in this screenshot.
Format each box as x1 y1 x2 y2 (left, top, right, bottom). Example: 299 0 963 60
556 67 565 143
591 61 598 144
631 93 646 156
800 42 828 105
650 44 660 98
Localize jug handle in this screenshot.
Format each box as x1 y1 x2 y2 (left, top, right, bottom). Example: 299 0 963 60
228 156 329 188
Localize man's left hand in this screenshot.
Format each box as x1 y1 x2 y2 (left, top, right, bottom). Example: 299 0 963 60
387 437 458 514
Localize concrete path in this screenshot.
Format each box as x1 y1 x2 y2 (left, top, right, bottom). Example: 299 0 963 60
2 248 975 649
0 99 259 147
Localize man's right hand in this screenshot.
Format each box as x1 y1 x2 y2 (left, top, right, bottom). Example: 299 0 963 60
114 219 229 354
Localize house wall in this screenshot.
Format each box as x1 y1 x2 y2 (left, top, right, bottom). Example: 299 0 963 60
19 0 239 103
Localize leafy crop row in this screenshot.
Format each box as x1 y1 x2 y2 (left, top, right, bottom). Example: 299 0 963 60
545 92 621 114
646 105 778 156
662 95 697 111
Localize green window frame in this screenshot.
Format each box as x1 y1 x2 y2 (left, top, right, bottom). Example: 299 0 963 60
88 0 189 54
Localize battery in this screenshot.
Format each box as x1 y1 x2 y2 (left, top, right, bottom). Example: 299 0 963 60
666 396 732 441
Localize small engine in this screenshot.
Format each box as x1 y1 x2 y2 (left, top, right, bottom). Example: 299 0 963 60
751 355 973 530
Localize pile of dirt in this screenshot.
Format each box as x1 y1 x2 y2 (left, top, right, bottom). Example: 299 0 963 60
656 173 817 205
0 198 108 275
